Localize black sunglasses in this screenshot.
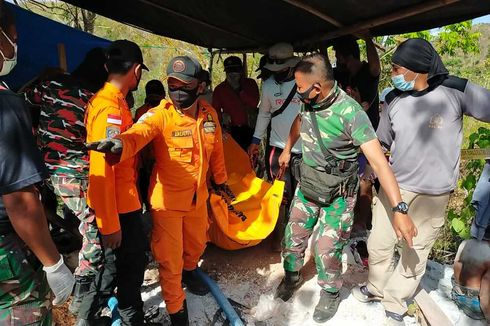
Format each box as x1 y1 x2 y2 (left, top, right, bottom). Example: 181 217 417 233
267 58 287 65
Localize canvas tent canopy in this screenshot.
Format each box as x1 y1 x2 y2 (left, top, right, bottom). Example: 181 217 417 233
4 3 110 91
60 0 490 52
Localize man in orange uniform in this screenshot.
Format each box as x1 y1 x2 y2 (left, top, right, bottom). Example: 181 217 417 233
88 56 230 326
77 40 148 325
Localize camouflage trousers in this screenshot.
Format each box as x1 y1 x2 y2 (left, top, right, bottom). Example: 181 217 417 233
0 233 52 325
49 176 103 277
282 187 356 292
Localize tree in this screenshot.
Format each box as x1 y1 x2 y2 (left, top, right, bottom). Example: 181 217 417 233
437 20 480 56
17 0 96 33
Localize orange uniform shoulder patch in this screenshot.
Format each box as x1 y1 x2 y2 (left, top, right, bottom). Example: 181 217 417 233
203 113 216 134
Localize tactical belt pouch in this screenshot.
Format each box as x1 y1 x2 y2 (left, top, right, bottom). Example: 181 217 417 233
299 109 359 206
290 154 302 182
300 161 358 206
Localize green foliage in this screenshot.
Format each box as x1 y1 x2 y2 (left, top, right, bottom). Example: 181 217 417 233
437 21 480 56
447 127 489 240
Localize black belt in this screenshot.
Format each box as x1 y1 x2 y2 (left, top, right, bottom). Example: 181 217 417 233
0 222 14 236
323 160 358 175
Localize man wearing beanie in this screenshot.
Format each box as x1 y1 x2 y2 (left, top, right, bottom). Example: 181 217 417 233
352 38 490 325
87 55 231 326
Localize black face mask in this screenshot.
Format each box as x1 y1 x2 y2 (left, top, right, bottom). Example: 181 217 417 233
273 69 291 83
304 82 340 110
168 87 199 110
297 84 319 106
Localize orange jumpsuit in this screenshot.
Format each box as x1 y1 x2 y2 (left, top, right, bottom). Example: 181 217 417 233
117 99 227 313
85 82 141 235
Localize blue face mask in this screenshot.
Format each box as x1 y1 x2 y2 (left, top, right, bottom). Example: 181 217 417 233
391 71 418 92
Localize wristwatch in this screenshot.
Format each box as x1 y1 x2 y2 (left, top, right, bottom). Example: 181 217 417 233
392 202 409 214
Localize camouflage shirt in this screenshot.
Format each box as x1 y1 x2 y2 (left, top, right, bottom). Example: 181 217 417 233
300 86 377 167
24 74 93 178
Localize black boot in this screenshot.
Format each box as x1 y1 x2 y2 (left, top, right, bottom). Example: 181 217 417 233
274 271 303 301
169 300 189 326
70 275 94 315
313 290 340 323
182 269 209 296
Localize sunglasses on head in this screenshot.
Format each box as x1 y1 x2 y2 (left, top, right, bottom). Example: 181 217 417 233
267 58 287 65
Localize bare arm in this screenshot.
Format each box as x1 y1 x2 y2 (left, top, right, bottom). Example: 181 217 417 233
3 185 60 266
361 139 418 246
364 37 381 77
361 139 400 206
278 114 302 169
284 114 301 155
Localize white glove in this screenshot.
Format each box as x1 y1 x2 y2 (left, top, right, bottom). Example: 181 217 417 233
43 255 75 305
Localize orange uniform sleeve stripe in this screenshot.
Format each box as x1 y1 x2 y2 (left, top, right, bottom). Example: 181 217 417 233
118 109 164 163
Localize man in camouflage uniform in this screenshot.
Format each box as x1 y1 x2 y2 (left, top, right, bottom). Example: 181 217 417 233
0 2 75 324
0 233 53 325
24 48 108 314
275 53 416 323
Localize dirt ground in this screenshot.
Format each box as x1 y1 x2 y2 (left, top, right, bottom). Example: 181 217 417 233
140 236 371 325
53 299 76 326
52 235 481 326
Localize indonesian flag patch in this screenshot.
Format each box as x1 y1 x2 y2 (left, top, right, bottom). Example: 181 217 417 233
107 114 122 125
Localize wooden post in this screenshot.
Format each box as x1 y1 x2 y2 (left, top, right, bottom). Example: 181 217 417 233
414 288 453 326
57 43 67 72
296 0 460 47
281 0 342 27
242 53 248 78
139 0 258 44
282 0 384 51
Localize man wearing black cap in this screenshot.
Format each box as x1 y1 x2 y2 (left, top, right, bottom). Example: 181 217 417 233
256 54 272 82
352 38 490 325
198 69 213 104
77 39 149 325
86 55 230 326
134 79 166 122
24 47 108 316
212 55 259 150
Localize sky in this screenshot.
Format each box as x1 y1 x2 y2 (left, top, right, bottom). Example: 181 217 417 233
474 14 490 24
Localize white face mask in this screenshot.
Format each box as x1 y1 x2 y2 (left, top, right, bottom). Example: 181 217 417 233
0 30 17 76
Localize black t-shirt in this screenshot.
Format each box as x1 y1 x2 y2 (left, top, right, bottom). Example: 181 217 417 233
334 62 380 129
0 88 47 232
